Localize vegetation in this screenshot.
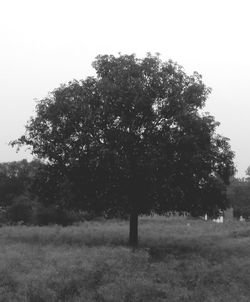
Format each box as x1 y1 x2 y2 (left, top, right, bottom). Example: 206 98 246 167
0 216 250 301
0 159 83 226
0 159 40 206
227 175 250 218
12 53 235 246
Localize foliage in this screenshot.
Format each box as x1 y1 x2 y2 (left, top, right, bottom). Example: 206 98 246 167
6 195 33 224
245 165 250 181
33 204 74 226
227 176 250 218
0 159 41 207
30 163 73 209
12 54 235 245
0 159 86 225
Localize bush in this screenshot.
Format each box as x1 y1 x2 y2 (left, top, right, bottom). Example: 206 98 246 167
34 204 74 226
0 207 8 225
7 196 33 224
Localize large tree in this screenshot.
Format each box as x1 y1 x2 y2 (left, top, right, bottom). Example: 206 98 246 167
13 54 235 246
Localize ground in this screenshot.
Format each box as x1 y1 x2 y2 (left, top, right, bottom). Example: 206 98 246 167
0 216 250 301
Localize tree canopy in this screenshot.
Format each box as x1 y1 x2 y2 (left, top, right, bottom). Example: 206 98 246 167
13 53 235 245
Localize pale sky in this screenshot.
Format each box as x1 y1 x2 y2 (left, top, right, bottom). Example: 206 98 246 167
1 0 250 177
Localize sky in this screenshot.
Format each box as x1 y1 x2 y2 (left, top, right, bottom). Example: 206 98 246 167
0 0 250 177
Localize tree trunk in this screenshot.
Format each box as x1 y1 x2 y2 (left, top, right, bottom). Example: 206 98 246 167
129 212 138 247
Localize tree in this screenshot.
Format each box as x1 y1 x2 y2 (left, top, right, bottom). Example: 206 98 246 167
0 159 41 206
12 53 235 246
245 166 250 182
227 175 250 218
29 163 73 209
7 195 33 224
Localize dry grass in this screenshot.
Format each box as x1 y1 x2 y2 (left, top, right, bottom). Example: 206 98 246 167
0 216 250 301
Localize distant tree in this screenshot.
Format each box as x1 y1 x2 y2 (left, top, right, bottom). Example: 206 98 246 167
0 159 75 225
227 175 250 218
7 195 33 224
0 159 41 206
245 166 250 182
12 54 235 246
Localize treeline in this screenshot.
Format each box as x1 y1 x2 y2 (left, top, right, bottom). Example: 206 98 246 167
0 159 92 225
227 175 250 219
0 159 249 225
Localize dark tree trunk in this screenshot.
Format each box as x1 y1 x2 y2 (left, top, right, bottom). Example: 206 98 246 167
129 212 138 247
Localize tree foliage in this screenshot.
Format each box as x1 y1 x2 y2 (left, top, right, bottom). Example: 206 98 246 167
12 53 235 245
227 175 250 218
0 159 41 206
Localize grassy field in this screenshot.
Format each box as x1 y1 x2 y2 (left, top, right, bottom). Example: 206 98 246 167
1 216 250 301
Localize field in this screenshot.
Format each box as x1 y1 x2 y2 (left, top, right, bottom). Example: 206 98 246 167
1 217 250 301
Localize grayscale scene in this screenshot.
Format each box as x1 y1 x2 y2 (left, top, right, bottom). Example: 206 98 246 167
1 0 250 301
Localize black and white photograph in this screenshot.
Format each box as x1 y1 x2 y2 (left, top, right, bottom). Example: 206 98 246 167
0 0 250 301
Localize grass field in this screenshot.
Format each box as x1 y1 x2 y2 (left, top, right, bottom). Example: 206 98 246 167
1 216 250 301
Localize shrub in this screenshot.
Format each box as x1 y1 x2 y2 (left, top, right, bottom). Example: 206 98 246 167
6 196 33 224
34 204 74 226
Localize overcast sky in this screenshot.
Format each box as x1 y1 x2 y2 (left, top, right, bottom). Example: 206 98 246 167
1 0 249 177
